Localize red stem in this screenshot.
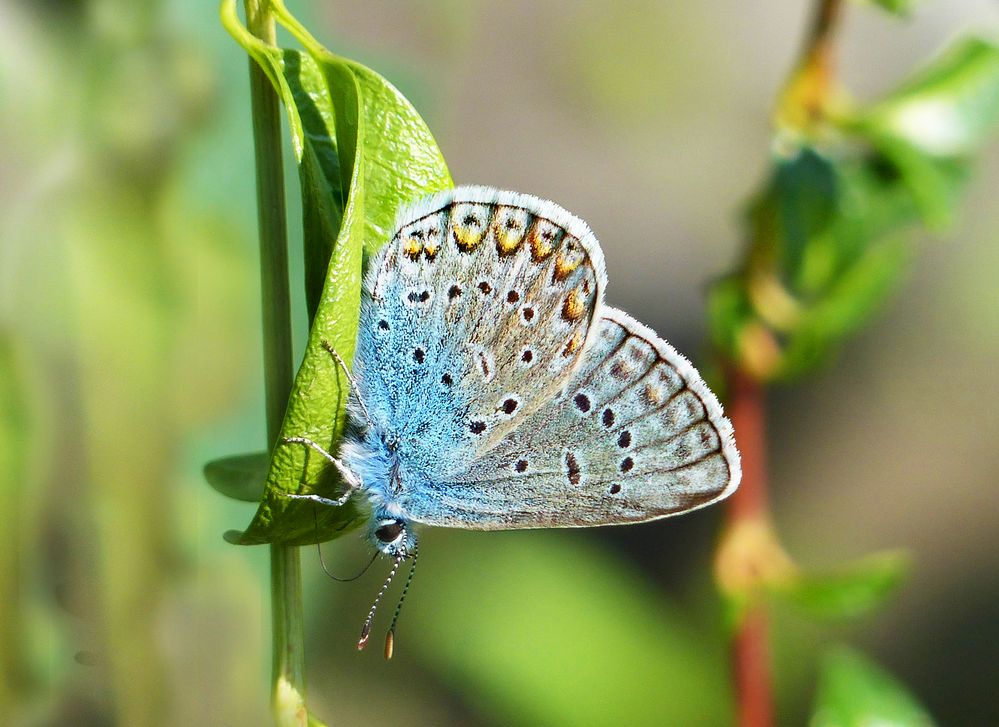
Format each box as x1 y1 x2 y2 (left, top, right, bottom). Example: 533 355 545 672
722 4 845 723
726 368 772 727
727 370 768 522
733 606 773 727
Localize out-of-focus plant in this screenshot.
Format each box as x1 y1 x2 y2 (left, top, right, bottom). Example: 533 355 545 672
0 1 260 724
710 1 999 724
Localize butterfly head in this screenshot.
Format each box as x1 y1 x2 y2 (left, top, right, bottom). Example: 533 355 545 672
359 514 420 659
372 516 416 559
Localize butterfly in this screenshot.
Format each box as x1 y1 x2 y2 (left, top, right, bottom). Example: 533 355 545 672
285 186 741 657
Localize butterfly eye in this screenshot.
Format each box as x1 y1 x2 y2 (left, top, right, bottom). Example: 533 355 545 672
375 521 405 544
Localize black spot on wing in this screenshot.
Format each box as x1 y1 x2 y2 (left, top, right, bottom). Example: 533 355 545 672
565 451 581 485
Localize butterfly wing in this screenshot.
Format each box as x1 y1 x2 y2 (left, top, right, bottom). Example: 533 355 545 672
354 186 607 479
403 306 741 529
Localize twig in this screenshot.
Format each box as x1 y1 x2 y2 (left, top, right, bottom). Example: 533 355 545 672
241 0 306 723
725 369 772 727
724 3 845 725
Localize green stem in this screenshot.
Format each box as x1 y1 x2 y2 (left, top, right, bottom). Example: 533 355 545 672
242 0 305 723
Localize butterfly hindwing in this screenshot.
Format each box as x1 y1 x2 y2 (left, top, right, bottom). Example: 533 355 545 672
354 187 607 479
403 307 741 529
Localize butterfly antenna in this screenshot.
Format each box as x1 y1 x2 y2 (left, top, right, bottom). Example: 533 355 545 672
320 339 373 426
384 545 419 660
358 555 403 650
312 510 379 582
317 542 379 583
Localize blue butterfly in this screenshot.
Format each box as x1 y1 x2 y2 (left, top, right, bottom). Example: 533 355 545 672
285 187 741 655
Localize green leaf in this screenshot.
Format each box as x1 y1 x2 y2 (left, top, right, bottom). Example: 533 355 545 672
867 37 999 156
282 50 347 319
221 1 451 544
811 646 935 726
855 0 918 18
220 1 344 319
855 37 999 227
203 452 269 503
780 550 911 621
750 147 839 286
271 0 452 257
412 532 731 726
777 234 909 378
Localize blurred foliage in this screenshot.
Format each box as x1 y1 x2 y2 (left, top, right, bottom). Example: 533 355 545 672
811 647 935 726
709 37 999 382
779 550 911 622
215 0 452 546
0 335 36 718
857 0 919 18
410 531 731 726
0 0 263 723
709 8 999 725
716 518 910 629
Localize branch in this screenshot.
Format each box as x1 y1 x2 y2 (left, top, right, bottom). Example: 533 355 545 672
241 0 306 724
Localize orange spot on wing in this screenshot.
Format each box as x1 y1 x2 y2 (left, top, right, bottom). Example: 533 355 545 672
403 238 423 260
562 288 586 321
453 225 484 252
553 252 582 282
562 331 583 357
494 213 525 255
529 224 556 262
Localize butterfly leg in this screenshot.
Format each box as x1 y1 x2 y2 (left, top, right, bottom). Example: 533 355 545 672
284 491 355 507
282 435 363 506
320 339 373 426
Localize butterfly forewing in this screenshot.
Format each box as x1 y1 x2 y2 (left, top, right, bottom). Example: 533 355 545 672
355 187 607 479
404 307 741 529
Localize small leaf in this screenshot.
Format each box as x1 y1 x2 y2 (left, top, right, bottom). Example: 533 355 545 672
855 0 919 18
780 550 911 621
865 37 999 157
854 37 999 227
203 452 269 503
776 235 909 379
811 646 935 726
749 147 839 286
714 517 798 631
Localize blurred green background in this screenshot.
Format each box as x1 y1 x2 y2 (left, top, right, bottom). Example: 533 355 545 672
2 1 998 725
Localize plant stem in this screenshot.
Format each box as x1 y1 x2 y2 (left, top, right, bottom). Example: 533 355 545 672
725 4 845 725
725 369 772 727
798 0 843 119
242 0 305 722
800 0 843 72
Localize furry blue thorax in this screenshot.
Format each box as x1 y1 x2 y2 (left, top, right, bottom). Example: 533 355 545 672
340 427 420 558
